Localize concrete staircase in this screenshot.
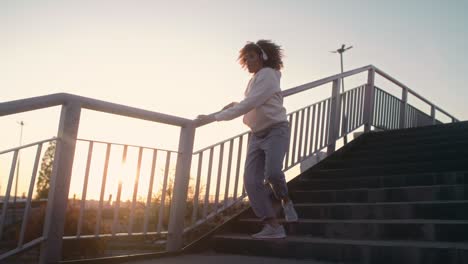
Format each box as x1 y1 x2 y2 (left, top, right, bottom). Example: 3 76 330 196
211 122 468 264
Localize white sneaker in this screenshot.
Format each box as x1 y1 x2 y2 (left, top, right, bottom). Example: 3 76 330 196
251 224 286 239
282 200 298 222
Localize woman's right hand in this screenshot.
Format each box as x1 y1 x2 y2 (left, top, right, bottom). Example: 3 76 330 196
222 102 238 110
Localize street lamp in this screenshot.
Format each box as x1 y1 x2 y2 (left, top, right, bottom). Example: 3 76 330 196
330 44 353 144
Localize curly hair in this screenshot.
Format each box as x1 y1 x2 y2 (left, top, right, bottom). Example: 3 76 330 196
238 40 284 71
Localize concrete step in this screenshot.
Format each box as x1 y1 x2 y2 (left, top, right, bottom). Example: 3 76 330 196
361 132 468 148
325 148 468 167
294 171 468 190
290 200 468 220
229 219 468 242
321 151 468 169
302 159 468 178
347 139 468 155
366 121 468 138
291 184 468 203
213 234 468 264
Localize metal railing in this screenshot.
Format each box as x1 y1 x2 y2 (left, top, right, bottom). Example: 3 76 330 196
0 65 458 263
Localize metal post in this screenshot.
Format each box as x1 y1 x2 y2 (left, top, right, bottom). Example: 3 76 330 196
399 88 408 129
363 68 375 132
166 122 196 252
327 79 341 155
39 102 81 264
431 105 436 125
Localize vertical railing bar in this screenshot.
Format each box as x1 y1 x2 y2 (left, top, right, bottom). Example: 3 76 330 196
95 143 111 236
357 86 363 127
157 151 171 234
213 143 224 212
202 148 214 218
191 152 203 225
340 93 347 138
396 97 401 127
404 104 408 128
408 106 412 128
348 89 354 131
354 87 359 127
385 94 390 129
319 100 326 148
324 99 331 145
297 109 305 161
373 89 379 127
346 88 352 133
389 94 393 128
389 97 394 129
383 91 388 128
291 112 299 165
371 89 377 126
397 98 406 129
18 144 43 247
359 85 365 125
414 107 418 127
303 106 311 157
285 115 292 168
143 149 158 234
381 93 387 129
309 104 316 155
77 141 94 238
404 105 408 128
112 145 127 236
128 147 143 235
388 96 393 129
354 87 360 127
376 89 382 127
242 134 249 197
233 136 243 201
223 139 234 207
342 91 348 135
314 103 321 152
382 91 387 128
410 106 414 128
352 88 358 130
392 98 398 129
348 89 356 132
0 150 19 240
391 96 395 129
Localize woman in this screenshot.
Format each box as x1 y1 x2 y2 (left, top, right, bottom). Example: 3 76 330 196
197 40 298 239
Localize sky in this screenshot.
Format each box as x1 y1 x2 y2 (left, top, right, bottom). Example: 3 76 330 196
1 0 468 199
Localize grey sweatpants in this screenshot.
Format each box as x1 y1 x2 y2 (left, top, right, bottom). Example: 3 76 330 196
243 122 290 220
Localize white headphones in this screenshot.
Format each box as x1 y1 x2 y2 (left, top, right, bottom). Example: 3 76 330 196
252 42 268 61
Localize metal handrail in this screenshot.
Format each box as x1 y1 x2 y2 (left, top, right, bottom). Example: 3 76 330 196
194 65 457 127
0 93 191 127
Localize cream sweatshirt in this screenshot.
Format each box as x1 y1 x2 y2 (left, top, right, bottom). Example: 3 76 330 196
214 67 288 133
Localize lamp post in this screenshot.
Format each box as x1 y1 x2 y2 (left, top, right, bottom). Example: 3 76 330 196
331 44 353 144
13 121 25 224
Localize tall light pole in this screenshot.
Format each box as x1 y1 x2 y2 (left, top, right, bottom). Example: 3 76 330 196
331 44 353 144
13 121 25 223
331 44 353 93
